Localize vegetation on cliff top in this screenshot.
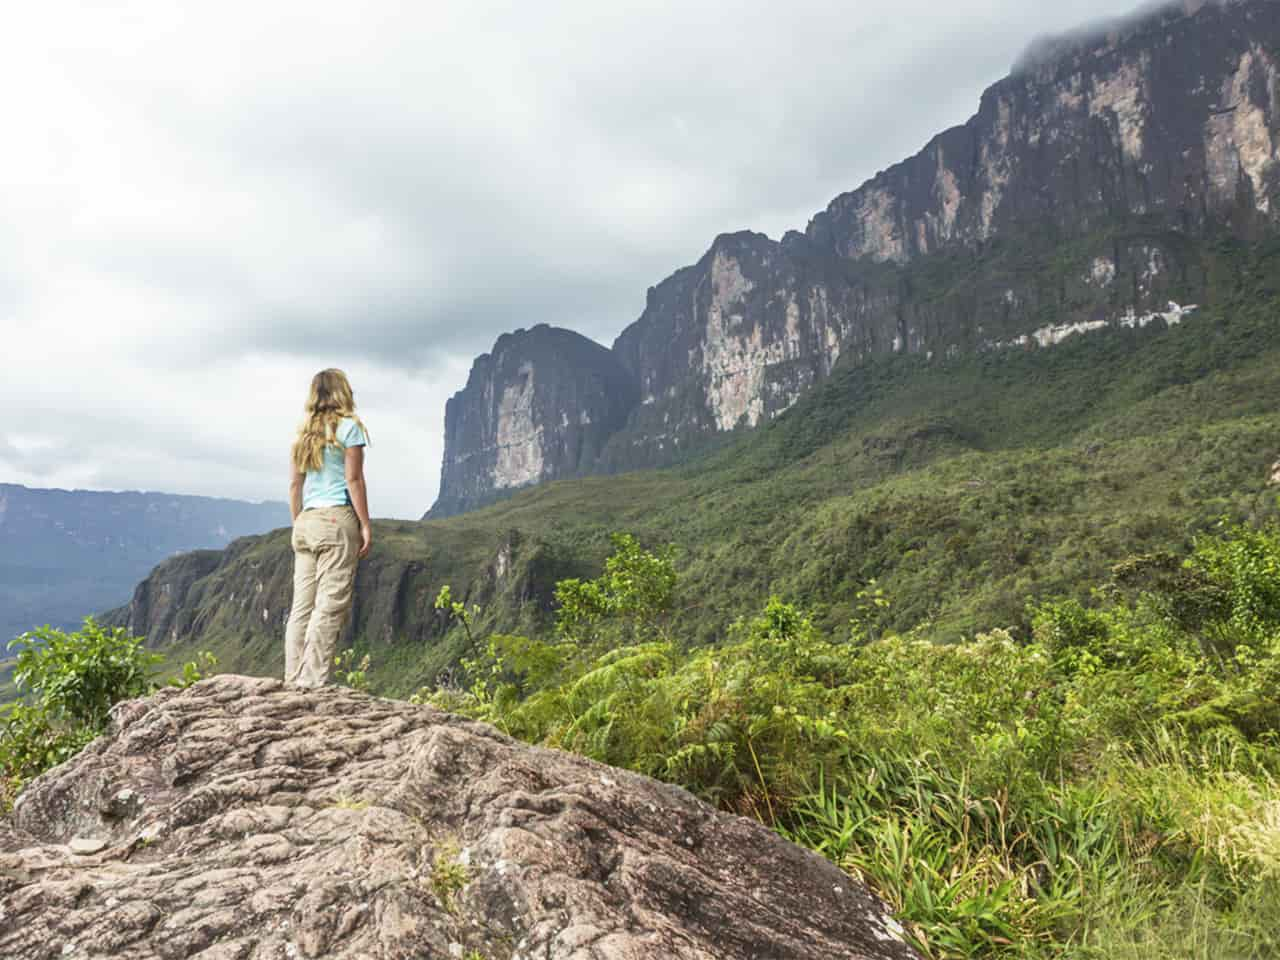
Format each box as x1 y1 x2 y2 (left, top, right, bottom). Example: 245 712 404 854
424 524 1280 958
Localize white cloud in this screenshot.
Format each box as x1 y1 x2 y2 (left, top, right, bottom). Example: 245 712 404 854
2 0 1134 518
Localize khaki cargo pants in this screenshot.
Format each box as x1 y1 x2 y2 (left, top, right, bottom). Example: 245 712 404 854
285 505 360 687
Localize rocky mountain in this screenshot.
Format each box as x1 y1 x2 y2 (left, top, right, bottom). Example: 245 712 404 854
431 0 1280 516
432 325 639 517
1 675 917 960
0 484 287 645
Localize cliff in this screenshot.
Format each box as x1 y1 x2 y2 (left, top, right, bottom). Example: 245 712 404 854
431 0 1280 512
0 676 917 960
430 325 639 518
101 522 582 686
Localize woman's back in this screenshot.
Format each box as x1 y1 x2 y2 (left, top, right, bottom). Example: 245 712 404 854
303 417 368 509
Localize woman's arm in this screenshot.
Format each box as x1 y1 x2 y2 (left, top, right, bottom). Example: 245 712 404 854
345 445 372 559
289 464 305 521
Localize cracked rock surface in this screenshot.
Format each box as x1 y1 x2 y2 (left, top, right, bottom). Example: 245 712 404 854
1 675 917 960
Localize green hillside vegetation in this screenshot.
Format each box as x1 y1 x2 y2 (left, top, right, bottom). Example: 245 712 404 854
8 524 1277 957
420 522 1280 958
149 278 1280 694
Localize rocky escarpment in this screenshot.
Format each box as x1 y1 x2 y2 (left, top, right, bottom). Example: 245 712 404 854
431 325 639 518
431 0 1280 512
0 676 917 960
808 0 1280 266
103 524 582 688
110 548 226 648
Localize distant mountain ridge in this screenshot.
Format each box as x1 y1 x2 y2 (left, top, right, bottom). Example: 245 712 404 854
429 0 1280 517
0 483 287 645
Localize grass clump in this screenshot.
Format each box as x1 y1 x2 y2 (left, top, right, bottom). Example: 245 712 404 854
427 839 470 914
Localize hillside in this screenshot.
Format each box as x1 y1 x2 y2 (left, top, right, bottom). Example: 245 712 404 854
0 484 287 648
108 241 1280 692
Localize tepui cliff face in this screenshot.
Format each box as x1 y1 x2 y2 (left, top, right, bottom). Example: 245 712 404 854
1 675 918 960
430 0 1280 516
432 325 639 517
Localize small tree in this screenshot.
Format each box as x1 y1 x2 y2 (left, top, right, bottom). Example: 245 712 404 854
1 618 162 812
554 533 677 652
10 618 161 729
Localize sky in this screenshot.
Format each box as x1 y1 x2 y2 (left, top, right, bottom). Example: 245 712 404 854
1 0 1139 520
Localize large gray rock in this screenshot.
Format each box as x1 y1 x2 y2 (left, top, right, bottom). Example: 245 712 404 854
0 676 916 960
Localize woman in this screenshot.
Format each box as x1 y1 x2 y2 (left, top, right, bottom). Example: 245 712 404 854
284 369 372 687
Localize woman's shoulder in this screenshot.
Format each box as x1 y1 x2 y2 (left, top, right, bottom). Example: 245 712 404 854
338 417 368 447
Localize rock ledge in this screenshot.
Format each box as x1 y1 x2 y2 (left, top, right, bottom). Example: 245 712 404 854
1 676 916 960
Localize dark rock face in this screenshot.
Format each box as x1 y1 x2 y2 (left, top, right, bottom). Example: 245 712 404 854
808 0 1280 264
430 325 639 518
100 523 578 681
108 548 225 648
603 232 874 471
433 0 1280 510
0 676 918 960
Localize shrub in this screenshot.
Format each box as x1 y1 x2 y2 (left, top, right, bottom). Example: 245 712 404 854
9 618 161 729
0 618 163 813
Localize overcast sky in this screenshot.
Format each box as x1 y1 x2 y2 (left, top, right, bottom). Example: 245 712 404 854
1 0 1139 519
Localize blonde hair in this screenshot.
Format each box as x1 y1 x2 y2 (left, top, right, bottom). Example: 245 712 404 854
292 369 370 473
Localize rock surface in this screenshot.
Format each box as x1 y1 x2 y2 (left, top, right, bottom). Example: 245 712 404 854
431 325 640 518
430 0 1280 512
0 676 916 960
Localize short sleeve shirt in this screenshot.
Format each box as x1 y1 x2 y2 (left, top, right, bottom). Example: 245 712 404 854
302 417 368 509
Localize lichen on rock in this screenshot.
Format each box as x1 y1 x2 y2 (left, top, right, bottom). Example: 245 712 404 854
1 676 917 960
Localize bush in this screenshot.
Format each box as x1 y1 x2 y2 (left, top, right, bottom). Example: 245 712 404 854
1 618 167 813
9 618 161 729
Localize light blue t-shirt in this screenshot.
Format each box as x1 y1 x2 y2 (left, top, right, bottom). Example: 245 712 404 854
302 417 368 509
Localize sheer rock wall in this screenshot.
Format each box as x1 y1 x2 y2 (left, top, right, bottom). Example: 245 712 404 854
432 0 1280 514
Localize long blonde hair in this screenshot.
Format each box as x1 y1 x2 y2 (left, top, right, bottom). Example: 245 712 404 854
292 369 370 473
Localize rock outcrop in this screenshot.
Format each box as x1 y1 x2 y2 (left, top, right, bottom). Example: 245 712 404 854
430 0 1280 513
1 676 916 960
431 325 640 518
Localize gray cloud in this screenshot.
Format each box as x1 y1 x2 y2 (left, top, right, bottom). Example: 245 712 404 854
2 0 1139 518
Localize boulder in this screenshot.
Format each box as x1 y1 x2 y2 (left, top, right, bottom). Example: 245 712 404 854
0 676 917 960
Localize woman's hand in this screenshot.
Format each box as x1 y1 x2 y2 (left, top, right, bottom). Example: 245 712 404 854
359 522 372 559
